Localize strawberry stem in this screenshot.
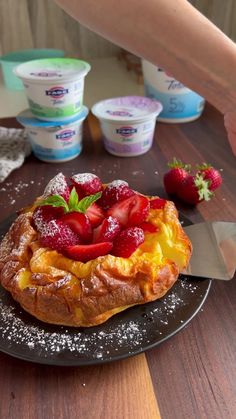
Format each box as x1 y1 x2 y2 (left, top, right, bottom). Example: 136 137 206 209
196 162 212 170
194 173 214 201
168 157 191 172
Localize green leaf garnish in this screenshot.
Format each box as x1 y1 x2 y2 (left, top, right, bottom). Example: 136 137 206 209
76 192 102 213
68 187 80 211
36 189 102 214
36 195 69 212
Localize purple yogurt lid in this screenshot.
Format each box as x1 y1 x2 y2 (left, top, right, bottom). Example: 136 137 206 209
91 96 163 122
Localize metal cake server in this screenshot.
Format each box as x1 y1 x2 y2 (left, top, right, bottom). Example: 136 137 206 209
182 221 236 280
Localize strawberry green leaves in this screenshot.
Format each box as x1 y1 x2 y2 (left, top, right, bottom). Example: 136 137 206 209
36 187 102 214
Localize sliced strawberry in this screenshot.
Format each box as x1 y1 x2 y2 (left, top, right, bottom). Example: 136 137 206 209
43 173 70 201
128 195 150 226
60 212 92 243
86 203 105 227
139 221 158 233
32 205 64 233
63 242 113 262
107 195 150 227
70 173 103 196
107 196 132 226
39 220 80 252
93 216 121 243
98 180 135 210
150 198 167 209
112 227 145 258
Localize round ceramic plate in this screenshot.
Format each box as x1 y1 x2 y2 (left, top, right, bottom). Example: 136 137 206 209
0 215 211 366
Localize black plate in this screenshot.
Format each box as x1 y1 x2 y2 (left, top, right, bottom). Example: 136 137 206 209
0 215 211 366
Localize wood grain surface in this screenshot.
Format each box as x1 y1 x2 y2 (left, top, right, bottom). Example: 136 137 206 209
0 104 235 419
0 352 160 419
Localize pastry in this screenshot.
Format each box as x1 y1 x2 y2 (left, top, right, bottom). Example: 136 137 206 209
0 173 192 327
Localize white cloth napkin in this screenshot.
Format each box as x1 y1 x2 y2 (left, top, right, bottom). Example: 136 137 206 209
0 127 31 182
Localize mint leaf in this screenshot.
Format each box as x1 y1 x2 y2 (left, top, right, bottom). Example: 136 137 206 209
75 191 102 213
35 195 69 212
68 187 80 211
36 189 102 214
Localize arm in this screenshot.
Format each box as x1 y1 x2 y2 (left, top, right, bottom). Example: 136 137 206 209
54 0 236 154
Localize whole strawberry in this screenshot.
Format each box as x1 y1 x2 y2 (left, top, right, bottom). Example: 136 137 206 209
177 173 213 205
197 163 222 191
164 158 191 195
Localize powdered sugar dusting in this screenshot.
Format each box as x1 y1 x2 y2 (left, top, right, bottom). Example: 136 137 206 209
109 179 128 187
0 277 209 365
72 173 98 184
106 216 119 234
40 219 80 251
0 179 42 212
43 173 69 199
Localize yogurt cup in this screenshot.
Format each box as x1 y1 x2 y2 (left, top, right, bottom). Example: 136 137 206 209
14 58 91 121
91 96 163 157
17 106 88 163
142 59 205 123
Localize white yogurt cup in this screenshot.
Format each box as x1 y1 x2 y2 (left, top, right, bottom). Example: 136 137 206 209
14 58 91 122
142 59 205 123
17 107 88 162
91 96 162 157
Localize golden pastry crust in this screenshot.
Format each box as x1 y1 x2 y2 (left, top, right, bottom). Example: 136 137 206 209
0 199 192 327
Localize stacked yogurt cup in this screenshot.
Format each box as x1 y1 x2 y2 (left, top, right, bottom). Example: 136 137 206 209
15 58 91 162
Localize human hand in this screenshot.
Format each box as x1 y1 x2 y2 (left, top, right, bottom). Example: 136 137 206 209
224 112 236 156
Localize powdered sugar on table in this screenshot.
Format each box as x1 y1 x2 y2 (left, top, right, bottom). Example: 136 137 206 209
0 277 209 366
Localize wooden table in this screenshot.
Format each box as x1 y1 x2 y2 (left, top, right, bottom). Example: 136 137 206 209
0 104 235 419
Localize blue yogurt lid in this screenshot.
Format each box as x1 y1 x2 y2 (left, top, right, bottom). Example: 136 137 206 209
17 106 89 127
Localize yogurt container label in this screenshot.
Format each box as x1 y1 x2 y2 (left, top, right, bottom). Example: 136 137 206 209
56 129 76 140
24 78 84 119
17 107 88 162
142 60 205 123
28 124 82 162
100 118 156 157
45 86 69 98
116 126 138 136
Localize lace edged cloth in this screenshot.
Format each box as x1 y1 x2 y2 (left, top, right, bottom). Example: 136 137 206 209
0 127 31 183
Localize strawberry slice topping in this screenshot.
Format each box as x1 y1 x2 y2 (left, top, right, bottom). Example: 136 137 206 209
99 180 135 209
64 242 113 262
150 198 167 209
32 205 64 232
107 194 150 227
86 203 105 227
71 173 103 196
139 221 158 233
43 173 70 201
39 220 80 252
93 216 121 243
112 227 145 258
60 212 92 243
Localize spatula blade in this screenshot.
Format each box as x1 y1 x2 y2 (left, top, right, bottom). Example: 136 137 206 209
182 222 236 280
